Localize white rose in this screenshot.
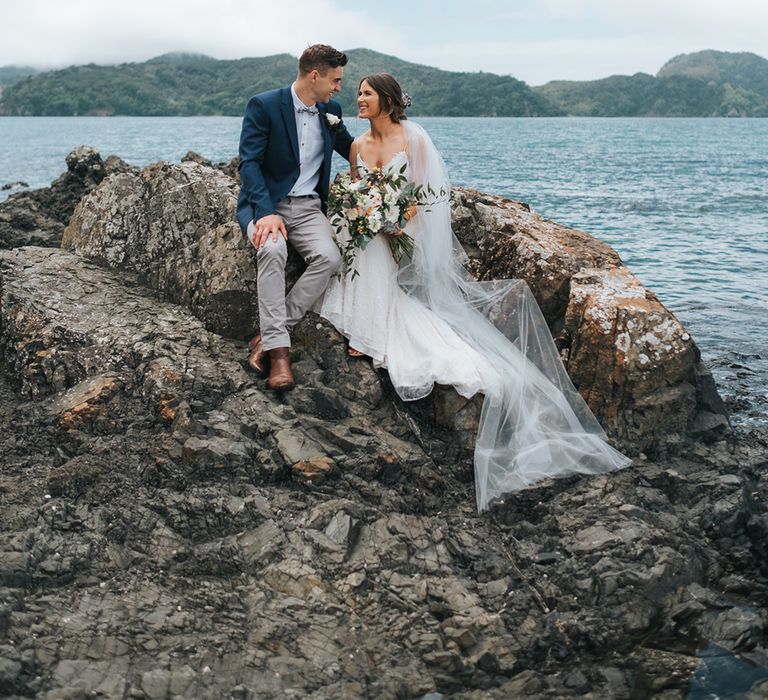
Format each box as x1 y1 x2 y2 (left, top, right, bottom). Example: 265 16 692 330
325 113 340 127
368 211 382 232
385 206 400 224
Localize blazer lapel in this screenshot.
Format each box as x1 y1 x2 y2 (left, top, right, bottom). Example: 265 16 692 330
280 87 300 162
318 104 332 155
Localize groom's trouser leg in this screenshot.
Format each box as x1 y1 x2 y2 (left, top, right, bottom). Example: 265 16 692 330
256 196 340 352
283 197 341 335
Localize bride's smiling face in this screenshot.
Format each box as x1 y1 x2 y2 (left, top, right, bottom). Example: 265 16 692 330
357 80 381 119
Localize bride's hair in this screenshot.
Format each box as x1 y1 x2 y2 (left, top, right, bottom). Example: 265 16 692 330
359 73 409 122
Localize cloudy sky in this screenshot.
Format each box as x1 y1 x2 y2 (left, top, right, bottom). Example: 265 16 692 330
1 0 766 85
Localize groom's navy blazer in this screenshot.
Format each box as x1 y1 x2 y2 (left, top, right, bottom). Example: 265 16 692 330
236 86 354 235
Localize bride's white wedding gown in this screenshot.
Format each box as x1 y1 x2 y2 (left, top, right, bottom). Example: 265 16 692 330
318 123 631 511
320 151 500 402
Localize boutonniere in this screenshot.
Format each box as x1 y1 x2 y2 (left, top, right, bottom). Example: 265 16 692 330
325 113 340 128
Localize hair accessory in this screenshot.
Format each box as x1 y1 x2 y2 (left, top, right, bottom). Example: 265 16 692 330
402 93 412 109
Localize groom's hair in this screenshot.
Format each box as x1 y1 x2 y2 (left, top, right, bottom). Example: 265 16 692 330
298 44 348 76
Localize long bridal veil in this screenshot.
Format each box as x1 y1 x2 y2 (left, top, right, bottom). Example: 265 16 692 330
399 121 631 511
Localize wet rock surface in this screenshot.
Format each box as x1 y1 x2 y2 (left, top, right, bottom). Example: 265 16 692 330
1 246 767 699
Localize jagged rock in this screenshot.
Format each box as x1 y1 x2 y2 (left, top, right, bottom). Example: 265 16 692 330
450 187 728 449
324 510 359 552
183 151 240 181
0 181 28 192
25 150 723 451
218 155 240 181
0 146 133 249
47 455 105 498
181 150 214 167
52 373 124 432
103 154 135 176
63 160 258 339
292 456 334 484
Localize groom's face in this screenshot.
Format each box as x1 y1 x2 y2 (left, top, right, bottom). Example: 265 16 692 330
311 67 344 104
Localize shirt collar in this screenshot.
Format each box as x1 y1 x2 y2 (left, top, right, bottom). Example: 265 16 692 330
291 83 317 113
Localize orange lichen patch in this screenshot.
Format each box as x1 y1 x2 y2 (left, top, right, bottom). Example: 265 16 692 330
143 360 184 387
563 267 699 429
159 397 179 423
142 359 185 418
292 456 334 485
53 374 122 431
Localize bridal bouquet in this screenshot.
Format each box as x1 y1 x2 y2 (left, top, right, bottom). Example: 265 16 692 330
328 165 434 277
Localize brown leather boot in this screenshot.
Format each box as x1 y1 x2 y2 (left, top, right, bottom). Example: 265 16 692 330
247 335 269 377
266 347 294 391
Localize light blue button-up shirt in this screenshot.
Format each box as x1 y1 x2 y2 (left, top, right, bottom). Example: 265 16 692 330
288 83 323 198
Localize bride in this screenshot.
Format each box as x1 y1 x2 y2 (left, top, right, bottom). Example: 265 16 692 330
317 73 631 511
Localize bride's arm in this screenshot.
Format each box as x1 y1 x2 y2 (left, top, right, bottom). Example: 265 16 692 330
349 141 360 180
403 127 432 224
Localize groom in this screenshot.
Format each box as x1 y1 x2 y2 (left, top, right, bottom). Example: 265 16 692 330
237 44 354 390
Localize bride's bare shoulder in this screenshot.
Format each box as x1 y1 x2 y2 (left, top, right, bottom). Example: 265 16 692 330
354 131 372 147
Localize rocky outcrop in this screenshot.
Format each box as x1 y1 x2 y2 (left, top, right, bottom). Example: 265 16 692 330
0 146 135 249
1 245 767 698
62 159 257 339
181 150 240 181
0 181 29 192
2 143 765 698
64 158 726 452
450 189 728 453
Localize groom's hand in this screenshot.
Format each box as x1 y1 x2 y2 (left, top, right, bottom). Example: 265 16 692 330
252 214 287 249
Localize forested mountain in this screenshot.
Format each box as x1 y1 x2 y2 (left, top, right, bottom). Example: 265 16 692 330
2 49 766 117
333 49 558 117
657 50 768 95
534 50 768 117
0 49 560 117
0 65 39 89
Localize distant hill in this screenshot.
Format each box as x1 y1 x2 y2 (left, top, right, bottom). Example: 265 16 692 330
2 49 766 117
145 52 218 65
0 53 298 116
657 50 768 96
0 49 560 117
0 65 39 87
535 50 768 117
335 49 558 117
